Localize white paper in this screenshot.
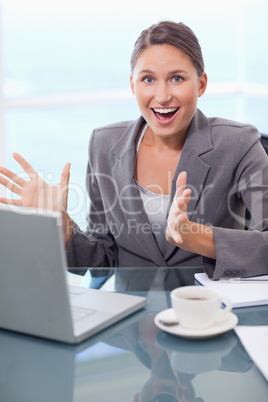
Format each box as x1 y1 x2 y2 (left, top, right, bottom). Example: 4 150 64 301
66 271 115 291
235 326 268 382
66 271 91 287
194 273 268 308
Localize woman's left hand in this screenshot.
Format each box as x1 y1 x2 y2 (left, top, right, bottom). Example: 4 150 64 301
166 171 216 259
166 171 192 246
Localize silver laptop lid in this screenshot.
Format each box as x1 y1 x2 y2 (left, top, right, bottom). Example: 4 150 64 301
0 204 75 343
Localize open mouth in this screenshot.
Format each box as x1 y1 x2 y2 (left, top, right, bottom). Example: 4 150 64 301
152 107 179 121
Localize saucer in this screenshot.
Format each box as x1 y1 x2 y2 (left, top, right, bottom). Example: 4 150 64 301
154 308 238 339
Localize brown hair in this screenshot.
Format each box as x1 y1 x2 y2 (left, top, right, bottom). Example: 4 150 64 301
130 21 204 76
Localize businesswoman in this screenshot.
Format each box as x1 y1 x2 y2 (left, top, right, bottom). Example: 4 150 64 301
1 21 268 289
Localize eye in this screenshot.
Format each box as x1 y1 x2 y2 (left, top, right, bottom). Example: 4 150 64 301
172 75 183 83
143 76 154 84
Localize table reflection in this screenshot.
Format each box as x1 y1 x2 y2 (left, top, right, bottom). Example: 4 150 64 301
1 302 267 402
76 267 205 292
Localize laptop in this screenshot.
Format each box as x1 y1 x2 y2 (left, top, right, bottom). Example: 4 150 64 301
0 204 146 344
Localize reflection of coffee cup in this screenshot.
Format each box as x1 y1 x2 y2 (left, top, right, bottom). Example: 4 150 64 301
171 286 232 330
156 331 238 375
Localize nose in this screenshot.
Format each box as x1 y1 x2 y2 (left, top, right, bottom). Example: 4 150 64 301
155 82 172 105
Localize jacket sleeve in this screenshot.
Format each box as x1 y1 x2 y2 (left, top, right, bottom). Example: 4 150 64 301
203 129 268 279
66 130 118 269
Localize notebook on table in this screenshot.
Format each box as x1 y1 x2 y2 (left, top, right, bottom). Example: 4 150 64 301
0 204 146 344
194 273 268 308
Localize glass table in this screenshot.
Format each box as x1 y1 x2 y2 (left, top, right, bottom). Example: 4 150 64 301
1 267 268 402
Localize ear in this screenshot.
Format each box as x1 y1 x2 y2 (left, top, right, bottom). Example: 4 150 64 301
130 75 135 95
198 72 207 97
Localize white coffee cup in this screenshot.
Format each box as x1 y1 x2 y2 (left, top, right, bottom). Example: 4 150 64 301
170 286 232 330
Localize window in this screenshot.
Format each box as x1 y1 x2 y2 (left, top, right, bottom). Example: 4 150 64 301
1 0 268 226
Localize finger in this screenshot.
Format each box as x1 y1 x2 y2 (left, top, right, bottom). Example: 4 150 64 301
0 175 22 195
59 163 71 211
0 198 22 206
179 188 192 212
170 213 188 244
167 226 183 244
0 167 26 187
12 153 37 176
166 219 183 245
175 171 187 197
171 187 191 216
171 233 183 245
59 163 71 187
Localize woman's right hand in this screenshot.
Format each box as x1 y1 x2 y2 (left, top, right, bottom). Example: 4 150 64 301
0 153 73 245
0 153 70 212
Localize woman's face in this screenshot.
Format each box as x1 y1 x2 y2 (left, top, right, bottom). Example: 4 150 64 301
130 44 207 141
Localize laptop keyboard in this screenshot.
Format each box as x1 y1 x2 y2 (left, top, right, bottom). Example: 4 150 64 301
71 306 96 323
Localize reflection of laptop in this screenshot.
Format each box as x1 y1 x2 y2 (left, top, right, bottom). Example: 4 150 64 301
0 306 147 402
0 204 146 344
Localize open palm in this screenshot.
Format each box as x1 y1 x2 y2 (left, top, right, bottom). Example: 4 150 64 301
0 153 70 212
166 171 191 245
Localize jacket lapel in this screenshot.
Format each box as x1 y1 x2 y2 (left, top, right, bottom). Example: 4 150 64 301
110 117 167 266
164 110 214 261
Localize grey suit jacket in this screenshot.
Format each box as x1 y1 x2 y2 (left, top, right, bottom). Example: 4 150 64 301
67 109 268 287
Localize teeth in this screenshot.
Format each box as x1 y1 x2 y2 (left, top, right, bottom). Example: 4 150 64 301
153 108 178 114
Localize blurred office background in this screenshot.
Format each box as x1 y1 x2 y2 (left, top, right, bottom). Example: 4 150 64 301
0 0 268 226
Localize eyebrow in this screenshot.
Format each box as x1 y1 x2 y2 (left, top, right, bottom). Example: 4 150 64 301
137 69 187 76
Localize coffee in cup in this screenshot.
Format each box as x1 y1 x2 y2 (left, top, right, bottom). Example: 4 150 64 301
171 286 232 330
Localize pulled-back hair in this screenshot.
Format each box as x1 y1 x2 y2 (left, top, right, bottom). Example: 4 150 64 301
130 21 204 76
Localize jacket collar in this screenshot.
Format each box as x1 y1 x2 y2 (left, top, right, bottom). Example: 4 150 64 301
110 110 213 158
110 116 145 158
